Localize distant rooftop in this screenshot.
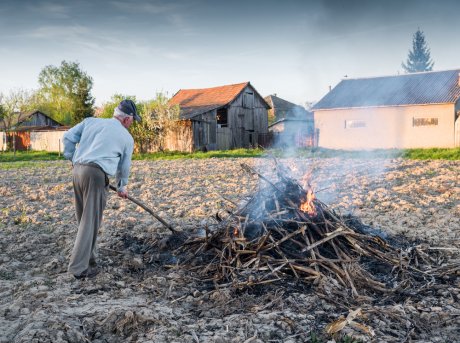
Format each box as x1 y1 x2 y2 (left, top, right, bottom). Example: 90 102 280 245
313 69 460 110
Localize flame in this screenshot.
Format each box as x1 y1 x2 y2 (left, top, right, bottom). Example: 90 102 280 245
300 189 317 216
233 227 239 236
300 171 312 190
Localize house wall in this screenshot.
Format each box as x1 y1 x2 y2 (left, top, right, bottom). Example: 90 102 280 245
314 103 456 149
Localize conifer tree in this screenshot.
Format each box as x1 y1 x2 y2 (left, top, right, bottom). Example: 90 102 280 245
402 29 434 73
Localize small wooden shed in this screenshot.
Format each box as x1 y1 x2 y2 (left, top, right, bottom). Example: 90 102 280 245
0 110 65 151
169 82 270 151
265 95 316 148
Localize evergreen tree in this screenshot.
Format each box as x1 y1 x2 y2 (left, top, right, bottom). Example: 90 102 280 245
402 29 434 73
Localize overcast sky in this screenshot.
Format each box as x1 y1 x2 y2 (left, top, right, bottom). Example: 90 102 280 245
1 0 459 106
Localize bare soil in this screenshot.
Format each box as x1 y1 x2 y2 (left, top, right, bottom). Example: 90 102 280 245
0 158 459 343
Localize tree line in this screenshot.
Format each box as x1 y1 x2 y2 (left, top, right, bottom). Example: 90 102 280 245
0 61 179 152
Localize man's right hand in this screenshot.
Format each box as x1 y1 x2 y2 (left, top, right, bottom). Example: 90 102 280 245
117 190 128 199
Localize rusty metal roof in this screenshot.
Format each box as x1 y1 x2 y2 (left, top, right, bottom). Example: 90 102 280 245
313 69 460 110
169 82 252 119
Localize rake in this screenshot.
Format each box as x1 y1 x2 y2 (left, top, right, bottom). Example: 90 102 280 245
109 185 188 244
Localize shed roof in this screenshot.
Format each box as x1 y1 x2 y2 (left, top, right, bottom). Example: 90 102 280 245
313 69 460 110
169 82 269 119
0 110 63 130
264 94 313 119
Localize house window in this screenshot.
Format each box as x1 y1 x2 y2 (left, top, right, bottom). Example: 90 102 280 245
413 117 438 127
345 120 366 128
243 92 254 109
216 108 228 127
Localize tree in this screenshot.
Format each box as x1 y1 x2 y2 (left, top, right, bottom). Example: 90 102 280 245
130 93 180 153
37 60 95 125
97 93 180 152
402 29 434 73
99 94 137 119
0 88 36 151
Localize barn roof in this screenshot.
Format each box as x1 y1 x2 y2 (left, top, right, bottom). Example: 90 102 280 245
169 82 269 119
313 69 460 110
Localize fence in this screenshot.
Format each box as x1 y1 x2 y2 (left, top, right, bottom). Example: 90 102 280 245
0 130 67 152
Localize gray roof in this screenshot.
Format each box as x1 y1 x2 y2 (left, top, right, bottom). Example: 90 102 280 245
313 69 460 110
264 94 312 119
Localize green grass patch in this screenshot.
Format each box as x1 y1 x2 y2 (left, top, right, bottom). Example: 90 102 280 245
271 147 460 160
0 147 458 165
402 148 460 160
133 148 265 160
0 151 64 162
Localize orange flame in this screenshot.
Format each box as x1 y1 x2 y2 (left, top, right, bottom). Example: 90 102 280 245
233 227 239 236
300 189 316 216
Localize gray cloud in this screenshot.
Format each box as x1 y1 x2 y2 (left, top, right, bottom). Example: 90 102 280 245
26 1 71 19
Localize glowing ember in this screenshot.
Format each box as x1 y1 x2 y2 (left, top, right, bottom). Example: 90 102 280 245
233 227 239 236
300 189 316 216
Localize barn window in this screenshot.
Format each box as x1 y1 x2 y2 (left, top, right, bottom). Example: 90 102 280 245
413 117 438 127
216 108 228 127
345 120 366 128
243 92 254 109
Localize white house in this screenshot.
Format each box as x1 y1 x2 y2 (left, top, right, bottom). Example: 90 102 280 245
312 69 460 149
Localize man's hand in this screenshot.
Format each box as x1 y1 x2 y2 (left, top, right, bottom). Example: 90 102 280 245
117 190 128 199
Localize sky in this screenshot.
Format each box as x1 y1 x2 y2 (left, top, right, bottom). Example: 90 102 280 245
1 0 459 107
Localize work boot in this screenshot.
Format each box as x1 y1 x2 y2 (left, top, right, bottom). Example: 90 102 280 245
74 267 100 280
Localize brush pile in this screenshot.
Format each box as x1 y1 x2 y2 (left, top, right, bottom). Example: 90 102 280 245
180 161 459 298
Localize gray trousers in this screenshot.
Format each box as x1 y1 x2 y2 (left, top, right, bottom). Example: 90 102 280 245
68 164 108 276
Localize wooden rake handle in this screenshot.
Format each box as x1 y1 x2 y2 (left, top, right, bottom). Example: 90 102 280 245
108 185 176 233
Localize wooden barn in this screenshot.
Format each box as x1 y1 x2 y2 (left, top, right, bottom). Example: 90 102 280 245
313 69 460 149
169 82 270 151
265 95 316 147
0 110 66 151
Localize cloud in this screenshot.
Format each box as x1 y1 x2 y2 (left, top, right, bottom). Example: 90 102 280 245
26 1 72 19
109 0 180 14
22 24 90 39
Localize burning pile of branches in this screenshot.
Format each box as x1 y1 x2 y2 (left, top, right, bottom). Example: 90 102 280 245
180 161 458 298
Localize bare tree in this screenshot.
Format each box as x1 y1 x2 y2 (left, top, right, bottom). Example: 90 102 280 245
0 89 36 151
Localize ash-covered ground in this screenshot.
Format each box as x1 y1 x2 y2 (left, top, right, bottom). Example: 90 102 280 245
0 158 459 343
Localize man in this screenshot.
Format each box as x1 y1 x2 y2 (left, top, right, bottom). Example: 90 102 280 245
63 100 141 279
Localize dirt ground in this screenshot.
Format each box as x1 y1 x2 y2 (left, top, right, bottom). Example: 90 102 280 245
0 158 459 343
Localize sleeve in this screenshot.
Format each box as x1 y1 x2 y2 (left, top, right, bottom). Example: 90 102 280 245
63 120 86 161
115 137 134 192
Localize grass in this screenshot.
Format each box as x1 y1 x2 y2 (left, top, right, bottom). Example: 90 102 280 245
0 150 64 162
133 148 265 160
401 147 460 160
0 147 458 169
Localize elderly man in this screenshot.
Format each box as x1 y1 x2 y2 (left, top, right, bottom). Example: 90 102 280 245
63 100 141 279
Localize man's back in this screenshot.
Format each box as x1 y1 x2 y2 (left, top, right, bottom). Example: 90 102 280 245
64 117 134 177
